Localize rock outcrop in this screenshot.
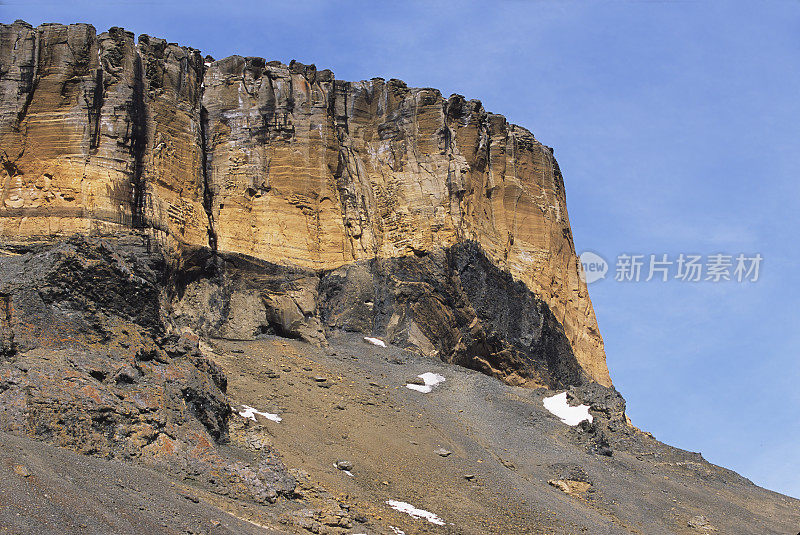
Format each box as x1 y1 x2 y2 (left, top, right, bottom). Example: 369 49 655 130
2 21 800 535
0 20 609 388
0 236 296 505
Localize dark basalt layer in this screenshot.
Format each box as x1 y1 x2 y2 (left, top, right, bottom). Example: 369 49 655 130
0 235 296 505
169 241 586 389
0 232 586 503
321 242 585 388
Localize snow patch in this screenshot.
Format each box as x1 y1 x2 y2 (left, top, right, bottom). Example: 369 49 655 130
405 372 446 393
542 392 593 426
363 336 386 347
332 463 354 477
389 528 406 535
386 500 445 525
238 405 282 423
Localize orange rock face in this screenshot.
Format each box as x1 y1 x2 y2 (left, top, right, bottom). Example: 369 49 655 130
0 21 610 387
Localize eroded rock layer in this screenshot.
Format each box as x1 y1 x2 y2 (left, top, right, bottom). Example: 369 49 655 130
0 236 297 506
0 21 609 387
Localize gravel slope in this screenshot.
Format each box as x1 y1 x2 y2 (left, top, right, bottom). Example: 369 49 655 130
208 333 800 535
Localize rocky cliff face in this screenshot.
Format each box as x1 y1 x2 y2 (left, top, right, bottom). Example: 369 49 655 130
2 21 800 535
0 20 609 388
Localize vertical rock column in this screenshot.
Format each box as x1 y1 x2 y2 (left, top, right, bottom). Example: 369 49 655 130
0 23 141 238
137 35 209 252
201 57 351 266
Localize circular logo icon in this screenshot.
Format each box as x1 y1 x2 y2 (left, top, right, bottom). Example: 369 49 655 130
579 251 608 284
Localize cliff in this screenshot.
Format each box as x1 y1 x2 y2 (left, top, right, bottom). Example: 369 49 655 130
1 21 799 535
0 20 608 388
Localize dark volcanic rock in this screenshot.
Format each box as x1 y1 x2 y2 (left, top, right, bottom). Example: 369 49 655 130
0 235 295 505
169 249 327 345
568 381 627 421
169 241 584 388
321 241 584 388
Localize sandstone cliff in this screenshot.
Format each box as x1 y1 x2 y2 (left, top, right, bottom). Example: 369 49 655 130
0 21 609 388
2 21 800 535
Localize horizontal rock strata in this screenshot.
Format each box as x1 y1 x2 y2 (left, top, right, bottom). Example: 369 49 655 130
0 20 610 387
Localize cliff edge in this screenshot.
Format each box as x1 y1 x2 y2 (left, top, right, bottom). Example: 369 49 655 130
1 21 799 535
0 20 608 389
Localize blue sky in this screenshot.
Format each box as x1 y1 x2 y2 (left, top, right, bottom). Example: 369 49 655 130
3 0 799 498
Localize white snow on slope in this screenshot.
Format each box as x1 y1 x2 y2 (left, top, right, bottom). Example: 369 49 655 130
405 372 446 393
332 463 354 477
389 528 406 535
239 405 282 423
386 500 445 525
542 392 593 426
363 336 387 347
